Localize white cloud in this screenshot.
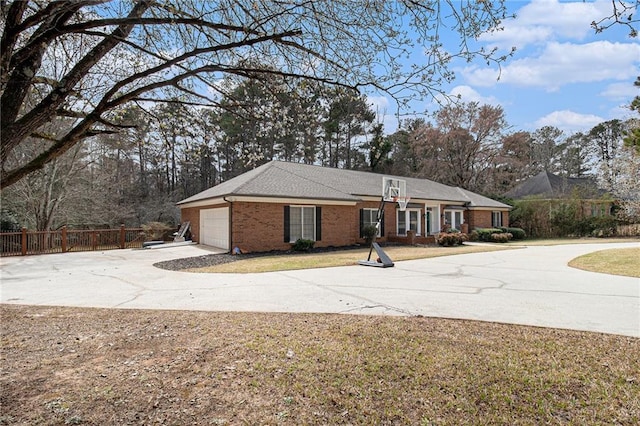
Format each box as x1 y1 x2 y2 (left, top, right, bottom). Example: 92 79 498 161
482 0 614 49
534 110 603 132
463 41 640 90
447 85 501 106
600 81 640 101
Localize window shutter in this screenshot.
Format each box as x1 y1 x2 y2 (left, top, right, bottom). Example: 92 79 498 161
284 206 290 242
315 206 322 241
380 209 385 236
359 209 364 238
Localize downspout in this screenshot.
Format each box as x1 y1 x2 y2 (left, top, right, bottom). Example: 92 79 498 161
223 196 232 253
463 201 471 233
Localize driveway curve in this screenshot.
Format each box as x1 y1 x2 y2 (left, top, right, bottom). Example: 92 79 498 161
1 242 638 337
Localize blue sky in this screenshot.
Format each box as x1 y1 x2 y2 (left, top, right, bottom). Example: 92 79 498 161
372 0 640 135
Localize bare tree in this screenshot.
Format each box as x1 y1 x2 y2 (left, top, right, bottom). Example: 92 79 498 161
1 0 516 188
409 102 507 192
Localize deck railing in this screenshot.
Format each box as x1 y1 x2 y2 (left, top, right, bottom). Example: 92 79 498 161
0 226 146 257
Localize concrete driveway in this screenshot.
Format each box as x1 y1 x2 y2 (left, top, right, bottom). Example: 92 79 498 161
1 242 638 337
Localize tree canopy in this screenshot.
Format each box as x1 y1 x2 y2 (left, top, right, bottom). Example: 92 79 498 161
0 0 515 188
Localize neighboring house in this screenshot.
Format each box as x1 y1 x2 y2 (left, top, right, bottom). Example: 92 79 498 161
177 161 511 252
504 171 613 217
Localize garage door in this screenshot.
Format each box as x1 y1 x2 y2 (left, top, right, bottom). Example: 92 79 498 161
200 208 229 250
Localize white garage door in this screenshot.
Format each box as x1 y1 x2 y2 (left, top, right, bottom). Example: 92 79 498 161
200 208 229 250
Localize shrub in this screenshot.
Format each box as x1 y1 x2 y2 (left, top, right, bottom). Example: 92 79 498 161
501 227 526 240
436 232 467 247
142 221 175 241
467 230 479 242
475 228 503 242
589 215 617 238
490 232 512 243
361 225 378 245
291 238 315 252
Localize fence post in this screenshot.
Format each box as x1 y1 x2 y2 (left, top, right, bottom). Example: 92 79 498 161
21 227 27 256
61 226 67 253
92 230 97 251
120 224 125 249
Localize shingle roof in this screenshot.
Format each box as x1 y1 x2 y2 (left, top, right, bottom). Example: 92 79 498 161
178 160 510 209
504 171 605 199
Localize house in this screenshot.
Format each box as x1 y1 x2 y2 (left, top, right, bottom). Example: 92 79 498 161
177 161 511 252
504 171 613 217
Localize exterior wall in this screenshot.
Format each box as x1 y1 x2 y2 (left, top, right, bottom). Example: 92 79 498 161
230 201 358 253
467 210 491 229
467 209 510 230
181 199 511 252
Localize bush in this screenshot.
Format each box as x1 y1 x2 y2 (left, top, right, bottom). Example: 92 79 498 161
490 232 512 243
475 228 503 242
500 227 526 240
142 221 175 241
436 232 467 247
589 216 617 238
361 225 378 245
467 230 479 242
291 238 315 252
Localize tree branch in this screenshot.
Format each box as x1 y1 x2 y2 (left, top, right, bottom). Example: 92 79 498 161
1 0 152 165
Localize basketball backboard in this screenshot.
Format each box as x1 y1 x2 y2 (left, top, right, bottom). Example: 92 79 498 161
382 176 406 202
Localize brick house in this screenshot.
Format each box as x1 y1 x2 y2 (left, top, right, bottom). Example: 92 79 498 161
177 161 511 252
504 171 614 217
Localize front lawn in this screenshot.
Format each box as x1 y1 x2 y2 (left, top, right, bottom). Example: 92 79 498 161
2 305 638 425
186 244 513 273
569 247 640 278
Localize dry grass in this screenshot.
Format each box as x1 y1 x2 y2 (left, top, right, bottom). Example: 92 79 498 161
569 247 640 278
1 305 638 425
187 244 513 273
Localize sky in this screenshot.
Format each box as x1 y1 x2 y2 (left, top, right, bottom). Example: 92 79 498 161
373 0 640 135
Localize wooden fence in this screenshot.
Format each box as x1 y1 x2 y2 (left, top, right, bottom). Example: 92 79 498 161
0 226 146 257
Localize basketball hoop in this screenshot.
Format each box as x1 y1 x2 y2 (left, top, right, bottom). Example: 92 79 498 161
393 196 411 211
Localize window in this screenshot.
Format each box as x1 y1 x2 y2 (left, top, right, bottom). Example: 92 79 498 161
591 204 607 217
284 206 320 242
397 209 421 236
492 211 503 228
443 209 463 230
360 208 382 238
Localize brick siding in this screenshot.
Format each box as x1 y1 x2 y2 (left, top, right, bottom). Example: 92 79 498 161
181 200 507 252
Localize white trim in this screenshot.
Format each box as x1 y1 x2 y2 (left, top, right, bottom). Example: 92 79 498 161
178 197 229 208
178 195 510 211
179 196 356 208
467 206 510 211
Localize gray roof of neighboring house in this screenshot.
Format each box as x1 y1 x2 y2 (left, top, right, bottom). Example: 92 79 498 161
504 171 606 199
178 160 511 209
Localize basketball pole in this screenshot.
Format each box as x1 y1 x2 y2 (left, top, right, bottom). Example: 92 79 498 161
367 195 387 261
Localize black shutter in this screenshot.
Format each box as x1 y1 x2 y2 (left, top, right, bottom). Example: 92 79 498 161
284 206 290 242
315 206 322 241
359 209 364 238
380 209 385 236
